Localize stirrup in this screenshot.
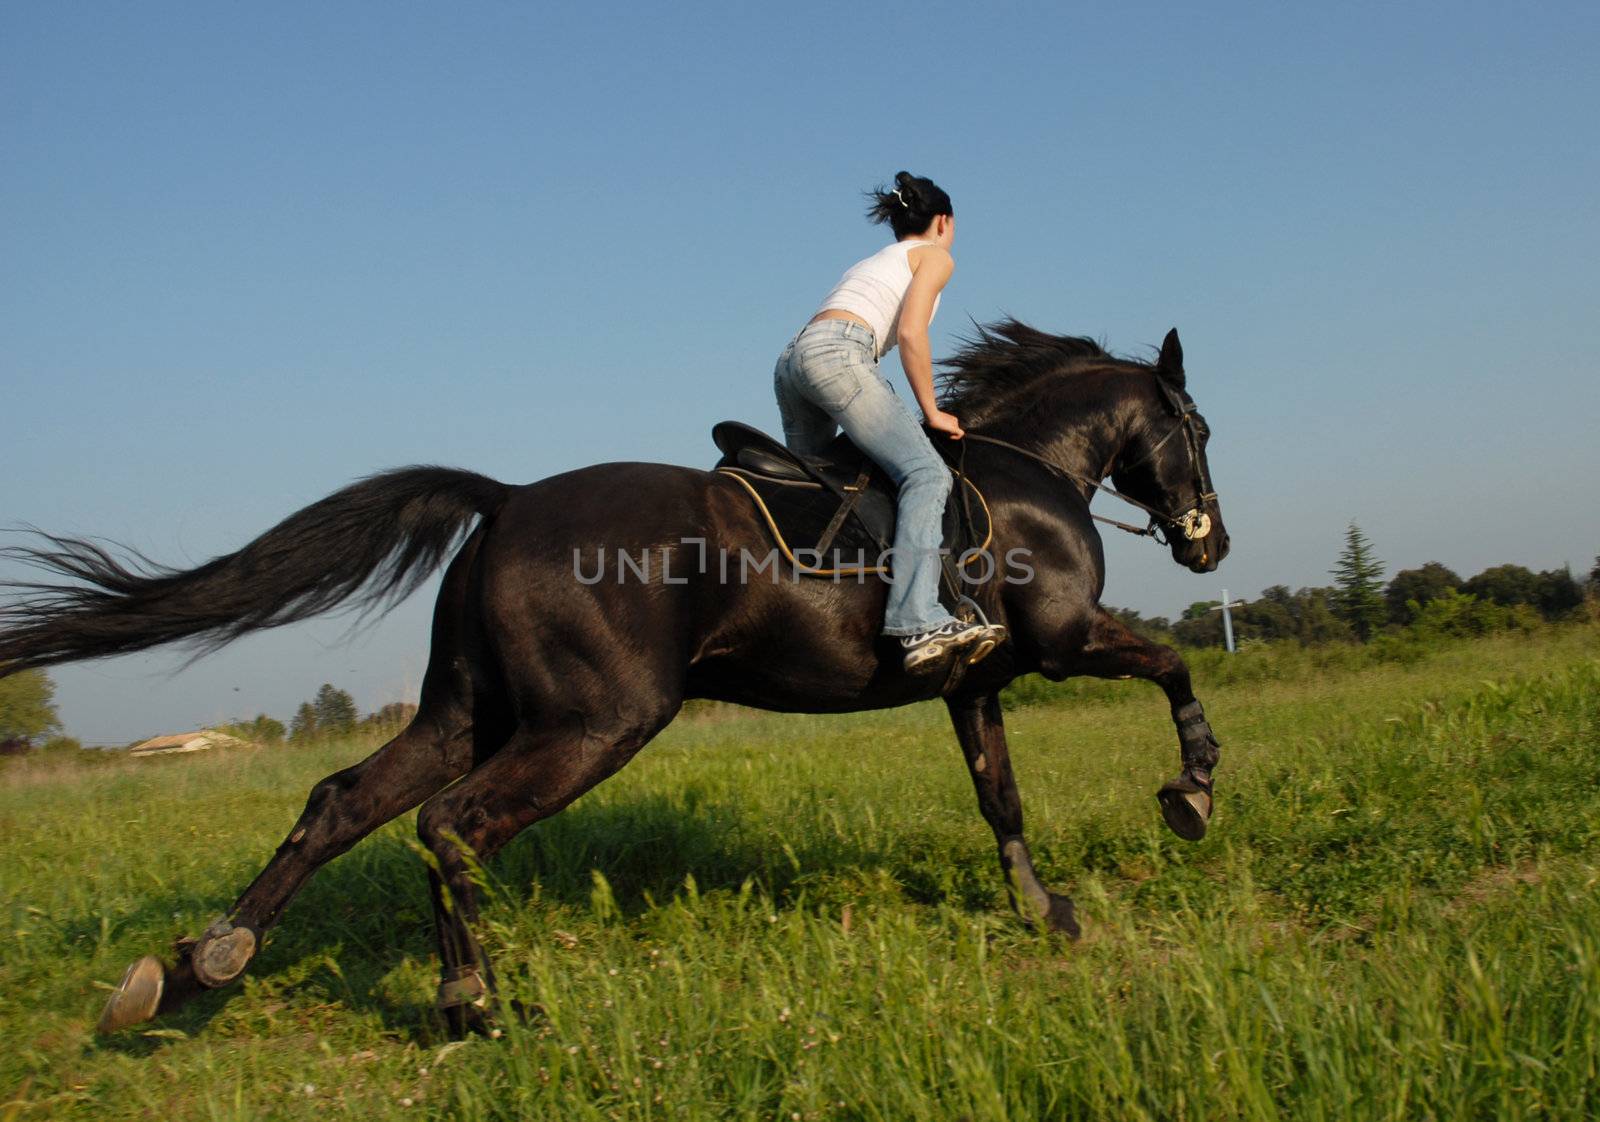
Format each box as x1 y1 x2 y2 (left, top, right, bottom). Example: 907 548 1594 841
955 595 1006 666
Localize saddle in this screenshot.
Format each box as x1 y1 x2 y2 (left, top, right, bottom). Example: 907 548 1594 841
710 421 992 593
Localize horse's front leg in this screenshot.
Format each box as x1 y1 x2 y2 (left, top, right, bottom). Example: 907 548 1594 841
945 691 1080 936
1068 608 1221 841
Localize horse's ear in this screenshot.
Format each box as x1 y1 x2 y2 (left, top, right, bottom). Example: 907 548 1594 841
1157 328 1185 388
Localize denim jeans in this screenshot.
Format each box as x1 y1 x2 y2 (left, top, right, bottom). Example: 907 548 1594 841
773 319 957 636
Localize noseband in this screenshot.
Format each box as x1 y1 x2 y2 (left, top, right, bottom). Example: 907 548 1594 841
1116 396 1218 544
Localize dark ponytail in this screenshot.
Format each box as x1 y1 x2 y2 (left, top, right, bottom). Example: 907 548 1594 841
865 171 953 239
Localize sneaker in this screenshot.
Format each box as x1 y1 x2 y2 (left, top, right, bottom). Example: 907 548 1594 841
966 622 1006 667
900 618 993 672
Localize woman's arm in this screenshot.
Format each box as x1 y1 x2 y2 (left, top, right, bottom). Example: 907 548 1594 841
898 247 963 438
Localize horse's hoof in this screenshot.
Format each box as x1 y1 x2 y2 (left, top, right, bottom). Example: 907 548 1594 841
1045 892 1081 938
1158 774 1213 841
191 918 256 988
438 968 542 1040
438 967 497 1038
445 1002 501 1039
97 955 165 1034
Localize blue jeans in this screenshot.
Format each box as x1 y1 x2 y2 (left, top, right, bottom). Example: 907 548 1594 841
773 319 957 636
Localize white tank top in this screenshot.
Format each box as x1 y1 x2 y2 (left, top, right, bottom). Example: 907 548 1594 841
814 240 942 358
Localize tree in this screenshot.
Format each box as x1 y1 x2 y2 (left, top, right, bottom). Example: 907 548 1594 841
1172 609 1223 648
1330 523 1386 641
1534 566 1584 620
312 683 358 736
1291 586 1354 645
1105 607 1173 642
361 701 419 734
1243 586 1300 642
1462 564 1540 608
0 669 62 745
1384 562 1461 624
289 703 319 743
225 714 285 745
1168 588 1352 648
1589 555 1600 596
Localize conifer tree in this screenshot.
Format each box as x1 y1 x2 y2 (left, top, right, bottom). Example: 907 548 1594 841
312 683 359 735
289 702 319 743
1331 522 1386 641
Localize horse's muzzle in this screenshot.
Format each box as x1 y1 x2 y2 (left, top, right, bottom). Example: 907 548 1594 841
1177 527 1228 573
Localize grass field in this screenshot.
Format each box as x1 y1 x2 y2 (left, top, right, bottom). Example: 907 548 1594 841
4 624 1599 1120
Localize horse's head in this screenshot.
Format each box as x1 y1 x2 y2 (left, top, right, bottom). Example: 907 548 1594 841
938 319 1230 572
1109 329 1229 573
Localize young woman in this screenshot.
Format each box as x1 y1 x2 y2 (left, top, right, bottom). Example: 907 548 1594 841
773 171 992 672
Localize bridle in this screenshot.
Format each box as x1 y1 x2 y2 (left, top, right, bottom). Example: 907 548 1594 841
955 383 1217 547
1111 382 1218 544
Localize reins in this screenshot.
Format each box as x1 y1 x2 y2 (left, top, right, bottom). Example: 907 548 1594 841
957 434 1164 538
955 423 1215 545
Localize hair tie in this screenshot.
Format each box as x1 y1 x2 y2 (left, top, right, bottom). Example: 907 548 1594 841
892 188 907 207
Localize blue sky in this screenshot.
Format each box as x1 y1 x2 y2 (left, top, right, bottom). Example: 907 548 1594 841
3 2 1596 744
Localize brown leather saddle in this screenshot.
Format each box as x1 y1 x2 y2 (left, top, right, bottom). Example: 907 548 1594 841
710 422 992 593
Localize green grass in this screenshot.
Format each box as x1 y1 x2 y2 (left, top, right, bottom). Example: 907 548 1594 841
3 625 1599 1120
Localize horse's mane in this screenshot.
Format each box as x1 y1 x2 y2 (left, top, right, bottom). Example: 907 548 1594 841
938 318 1155 427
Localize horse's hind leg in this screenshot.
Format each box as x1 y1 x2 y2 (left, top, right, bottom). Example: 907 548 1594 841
415 705 677 1037
99 712 483 1033
1070 608 1222 841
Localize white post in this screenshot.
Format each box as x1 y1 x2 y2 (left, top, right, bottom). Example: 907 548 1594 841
1208 591 1246 653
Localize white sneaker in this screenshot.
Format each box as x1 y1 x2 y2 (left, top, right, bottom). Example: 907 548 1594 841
900 618 994 672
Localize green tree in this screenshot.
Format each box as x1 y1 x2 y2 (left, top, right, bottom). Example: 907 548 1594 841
289 702 319 743
224 714 285 745
1105 607 1173 642
1171 600 1223 647
361 701 419 735
1230 588 1286 643
1534 566 1584 620
1462 564 1540 608
1384 562 1461 623
312 683 358 736
1291 586 1354 645
1589 555 1600 596
1408 588 1537 638
1331 523 1386 641
0 669 63 744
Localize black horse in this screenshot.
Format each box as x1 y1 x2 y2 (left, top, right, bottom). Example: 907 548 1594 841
0 320 1228 1036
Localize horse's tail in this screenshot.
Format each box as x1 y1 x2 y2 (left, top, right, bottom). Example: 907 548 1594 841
0 466 511 677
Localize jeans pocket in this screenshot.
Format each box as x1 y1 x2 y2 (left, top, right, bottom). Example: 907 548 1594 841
793 337 871 410
801 360 864 412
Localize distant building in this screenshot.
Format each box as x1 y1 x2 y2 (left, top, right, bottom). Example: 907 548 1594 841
128 730 249 758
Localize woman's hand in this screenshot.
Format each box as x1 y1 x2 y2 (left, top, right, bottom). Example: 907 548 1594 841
926 409 965 439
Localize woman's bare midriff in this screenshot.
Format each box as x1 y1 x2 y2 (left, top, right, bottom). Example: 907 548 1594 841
807 309 873 330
